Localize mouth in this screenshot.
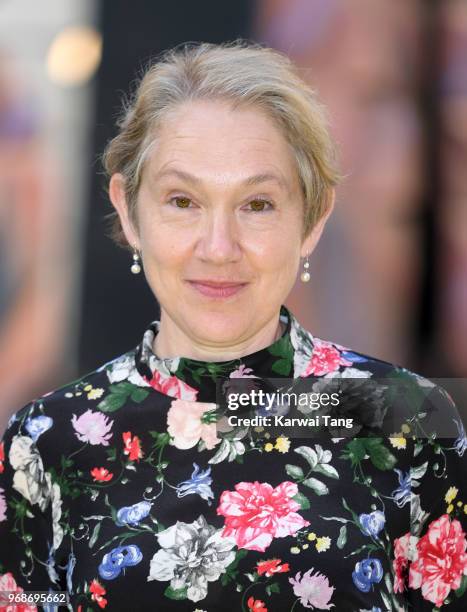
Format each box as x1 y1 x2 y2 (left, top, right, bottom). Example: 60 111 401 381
186 280 248 299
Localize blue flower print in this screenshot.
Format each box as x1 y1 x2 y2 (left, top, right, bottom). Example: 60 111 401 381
98 544 143 580
116 501 152 526
390 469 411 508
176 463 214 505
352 558 383 592
452 418 467 457
256 397 290 419
341 351 368 363
42 588 64 612
6 412 17 430
25 415 53 442
66 552 76 595
45 543 59 585
358 510 385 537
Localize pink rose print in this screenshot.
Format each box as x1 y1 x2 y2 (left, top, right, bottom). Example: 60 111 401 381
167 400 220 450
0 572 38 611
409 514 467 607
216 481 309 552
147 371 198 401
302 340 352 377
393 532 419 593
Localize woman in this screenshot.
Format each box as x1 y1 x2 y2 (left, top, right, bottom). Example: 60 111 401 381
0 42 466 611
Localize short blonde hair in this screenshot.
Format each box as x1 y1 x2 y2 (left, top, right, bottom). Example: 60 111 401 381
103 40 341 248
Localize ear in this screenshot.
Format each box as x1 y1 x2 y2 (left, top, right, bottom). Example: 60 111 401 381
300 189 335 258
109 173 140 250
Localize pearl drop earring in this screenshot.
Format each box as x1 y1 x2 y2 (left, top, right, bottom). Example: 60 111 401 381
300 253 310 283
131 246 141 274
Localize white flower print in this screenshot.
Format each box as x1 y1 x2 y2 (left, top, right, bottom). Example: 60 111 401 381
9 435 52 511
148 515 236 602
106 352 150 386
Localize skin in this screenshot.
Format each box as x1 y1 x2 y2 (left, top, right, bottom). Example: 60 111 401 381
110 99 334 362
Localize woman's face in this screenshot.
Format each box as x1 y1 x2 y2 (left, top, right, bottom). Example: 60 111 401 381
111 99 331 347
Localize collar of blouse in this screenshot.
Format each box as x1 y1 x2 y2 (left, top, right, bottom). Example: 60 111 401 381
131 305 319 403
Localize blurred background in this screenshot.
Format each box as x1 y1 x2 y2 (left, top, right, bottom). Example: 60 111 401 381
1 0 466 434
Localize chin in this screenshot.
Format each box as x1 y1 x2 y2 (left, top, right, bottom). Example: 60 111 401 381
191 309 247 341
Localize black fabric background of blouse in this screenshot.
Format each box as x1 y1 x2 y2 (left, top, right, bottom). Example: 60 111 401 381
0 305 466 612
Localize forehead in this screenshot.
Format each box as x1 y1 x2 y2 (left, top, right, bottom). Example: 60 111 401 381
143 99 299 188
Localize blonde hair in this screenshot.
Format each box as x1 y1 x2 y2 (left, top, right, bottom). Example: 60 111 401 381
102 40 341 248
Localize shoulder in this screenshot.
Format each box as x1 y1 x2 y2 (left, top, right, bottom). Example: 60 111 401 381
295 325 419 379
296 330 464 436
290 315 423 380
290 311 457 404
1 347 149 455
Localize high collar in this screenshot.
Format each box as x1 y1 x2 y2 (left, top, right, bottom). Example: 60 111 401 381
133 305 316 403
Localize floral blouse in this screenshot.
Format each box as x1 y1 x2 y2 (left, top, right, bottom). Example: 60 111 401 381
1 305 466 612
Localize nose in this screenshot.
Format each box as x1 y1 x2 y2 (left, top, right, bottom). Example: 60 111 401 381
194 207 242 264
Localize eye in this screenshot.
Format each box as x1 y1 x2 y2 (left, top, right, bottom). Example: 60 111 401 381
246 199 273 212
170 196 193 209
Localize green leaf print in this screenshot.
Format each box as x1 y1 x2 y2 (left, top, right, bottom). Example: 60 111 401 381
344 543 379 558
222 549 248 585
105 447 117 461
148 431 171 449
337 525 347 549
455 575 467 598
312 463 339 479
302 477 328 495
294 446 318 469
341 438 396 471
292 490 311 510
10 497 29 520
98 381 150 412
340 497 363 530
266 582 280 595
379 588 392 611
109 382 133 395
268 335 293 375
189 366 203 385
271 358 292 375
88 523 101 548
340 439 367 466
363 438 397 471
285 464 304 479
164 586 188 600
97 393 127 413
130 387 150 403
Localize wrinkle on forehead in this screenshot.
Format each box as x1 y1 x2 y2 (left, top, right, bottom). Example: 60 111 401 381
150 165 290 191
141 100 301 197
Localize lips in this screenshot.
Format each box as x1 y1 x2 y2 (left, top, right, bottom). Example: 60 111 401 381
187 280 248 298
188 280 246 287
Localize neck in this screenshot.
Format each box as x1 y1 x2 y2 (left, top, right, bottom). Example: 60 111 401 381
152 309 285 362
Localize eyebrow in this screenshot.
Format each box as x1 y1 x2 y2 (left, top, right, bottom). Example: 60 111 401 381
152 168 289 191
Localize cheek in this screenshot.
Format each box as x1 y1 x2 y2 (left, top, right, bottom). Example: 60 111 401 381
137 209 193 262
139 230 184 277
246 234 300 274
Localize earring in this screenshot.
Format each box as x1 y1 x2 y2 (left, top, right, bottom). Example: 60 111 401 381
130 246 141 274
300 253 310 283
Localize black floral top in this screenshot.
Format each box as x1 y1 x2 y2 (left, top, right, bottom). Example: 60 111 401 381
1 305 466 612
